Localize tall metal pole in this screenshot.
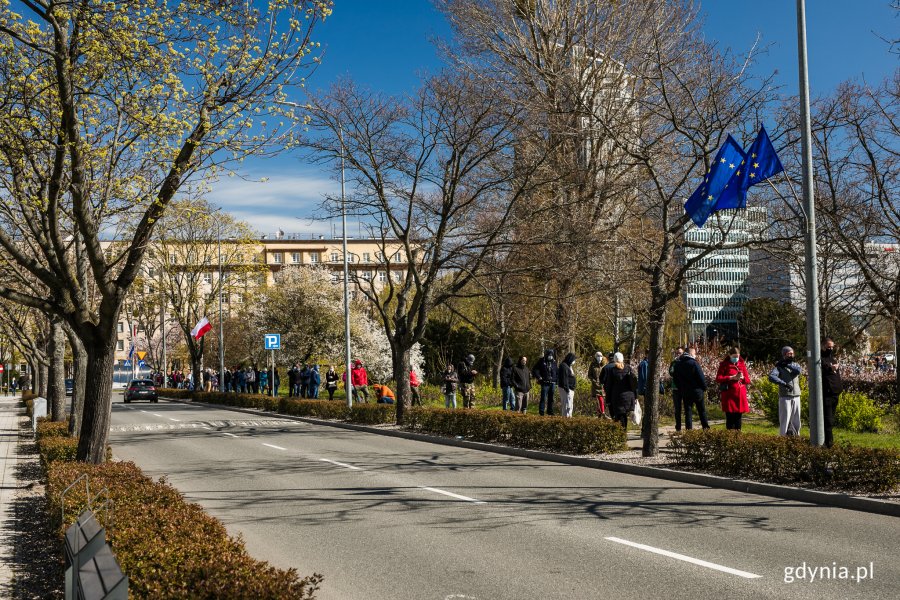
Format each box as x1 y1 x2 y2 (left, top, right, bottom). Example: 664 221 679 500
160 270 167 387
796 0 824 445
217 219 225 391
340 123 353 408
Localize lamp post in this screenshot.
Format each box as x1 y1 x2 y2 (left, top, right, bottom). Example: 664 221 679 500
338 122 353 408
796 0 825 445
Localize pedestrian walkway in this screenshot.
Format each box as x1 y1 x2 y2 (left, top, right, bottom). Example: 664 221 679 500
0 394 25 595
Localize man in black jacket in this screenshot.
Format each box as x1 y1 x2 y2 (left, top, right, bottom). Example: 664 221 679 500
672 347 709 430
532 349 558 416
821 337 843 448
512 356 531 413
457 354 478 408
558 353 577 417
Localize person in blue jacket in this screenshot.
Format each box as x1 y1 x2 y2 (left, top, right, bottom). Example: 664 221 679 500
308 364 321 399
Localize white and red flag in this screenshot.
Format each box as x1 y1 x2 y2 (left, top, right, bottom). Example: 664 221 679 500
191 316 212 340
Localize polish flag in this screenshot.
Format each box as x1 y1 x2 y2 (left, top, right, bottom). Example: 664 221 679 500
191 317 212 340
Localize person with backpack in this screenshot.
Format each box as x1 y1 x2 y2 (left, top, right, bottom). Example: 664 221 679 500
442 363 459 409
532 349 558 416
603 352 637 429
499 357 515 411
557 352 577 418
512 356 531 413
325 365 340 401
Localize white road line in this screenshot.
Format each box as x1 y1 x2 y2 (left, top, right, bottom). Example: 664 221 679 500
200 426 211 430
419 487 486 504
168 417 181 422
604 537 762 579
319 458 363 471
139 410 148 414
151 413 162 417
262 443 286 451
220 432 239 438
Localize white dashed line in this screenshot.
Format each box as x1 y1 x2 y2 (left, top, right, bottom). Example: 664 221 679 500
220 432 239 438
319 458 363 471
604 537 762 579
419 487 485 504
168 417 181 422
151 413 162 417
262 443 286 451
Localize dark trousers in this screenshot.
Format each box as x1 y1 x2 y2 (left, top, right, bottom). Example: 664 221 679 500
725 411 743 430
672 389 683 431
539 383 556 416
328 387 336 401
411 387 421 406
300 382 308 398
823 395 839 448
683 389 709 430
611 408 628 430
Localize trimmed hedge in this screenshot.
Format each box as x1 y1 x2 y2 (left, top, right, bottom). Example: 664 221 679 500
36 419 77 466
180 391 397 425
157 388 193 400
404 408 627 455
753 378 884 433
668 429 900 494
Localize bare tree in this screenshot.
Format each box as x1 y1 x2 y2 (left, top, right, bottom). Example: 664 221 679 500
305 74 545 421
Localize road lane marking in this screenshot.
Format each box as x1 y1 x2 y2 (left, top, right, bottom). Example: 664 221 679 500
200 426 211 429
319 458 363 471
262 443 286 450
220 432 239 438
151 413 162 417
419 487 486 504
139 410 148 414
604 537 762 579
168 417 181 422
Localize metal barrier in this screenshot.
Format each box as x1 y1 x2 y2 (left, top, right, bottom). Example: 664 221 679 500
61 476 127 599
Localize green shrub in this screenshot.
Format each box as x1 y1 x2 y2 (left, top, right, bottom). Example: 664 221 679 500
36 419 69 439
751 376 809 424
404 408 626 455
348 403 395 424
37 435 78 466
669 429 900 493
835 391 882 433
24 398 34 417
279 398 350 420
47 461 322 599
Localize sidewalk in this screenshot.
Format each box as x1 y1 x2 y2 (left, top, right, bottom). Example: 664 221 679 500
0 394 25 596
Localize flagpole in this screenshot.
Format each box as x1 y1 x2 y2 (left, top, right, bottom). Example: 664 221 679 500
796 0 825 446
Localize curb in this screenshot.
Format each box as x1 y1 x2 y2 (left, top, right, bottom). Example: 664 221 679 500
162 397 900 518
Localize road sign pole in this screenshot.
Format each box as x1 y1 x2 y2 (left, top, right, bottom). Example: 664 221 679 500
271 350 275 398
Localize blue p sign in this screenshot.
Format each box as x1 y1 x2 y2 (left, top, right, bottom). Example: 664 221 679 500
264 334 281 350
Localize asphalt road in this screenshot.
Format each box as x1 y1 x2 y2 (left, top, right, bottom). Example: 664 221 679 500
108 397 899 600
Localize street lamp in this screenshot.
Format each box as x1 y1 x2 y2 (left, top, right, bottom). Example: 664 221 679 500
217 218 225 391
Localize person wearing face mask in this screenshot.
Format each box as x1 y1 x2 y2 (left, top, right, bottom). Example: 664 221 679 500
716 346 751 431
820 337 843 448
588 351 607 417
557 353 577 418
768 346 803 436
673 346 709 430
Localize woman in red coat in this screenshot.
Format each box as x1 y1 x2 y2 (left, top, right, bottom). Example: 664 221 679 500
716 346 751 431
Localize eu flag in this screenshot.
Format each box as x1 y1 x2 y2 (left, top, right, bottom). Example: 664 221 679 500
684 135 746 228
715 126 784 210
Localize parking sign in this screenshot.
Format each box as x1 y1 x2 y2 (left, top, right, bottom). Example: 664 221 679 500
264 334 281 350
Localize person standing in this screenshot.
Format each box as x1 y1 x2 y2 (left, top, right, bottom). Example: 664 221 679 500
512 356 531 413
299 364 310 398
325 366 339 401
308 365 321 399
532 349 558 416
821 338 843 448
457 354 478 409
259 368 269 395
637 350 650 439
223 367 232 393
588 352 607 417
442 363 459 409
603 352 636 429
769 346 802 436
273 367 280 397
351 360 369 403
557 352 577 418
499 357 515 411
246 366 256 394
673 346 709 430
410 369 422 406
668 347 685 431
717 347 751 431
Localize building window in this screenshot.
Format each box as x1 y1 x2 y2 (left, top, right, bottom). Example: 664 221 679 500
203 272 212 284
116 340 124 351
310 252 320 264
148 285 155 294
378 271 386 283
363 252 371 263
117 322 124 333
393 251 401 262
273 252 283 264
331 251 339 262
170 253 177 263
148 267 155 278
393 271 402 282
291 252 301 264
376 251 384 262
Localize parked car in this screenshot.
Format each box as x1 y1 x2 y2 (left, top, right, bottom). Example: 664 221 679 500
65 379 74 396
124 379 158 403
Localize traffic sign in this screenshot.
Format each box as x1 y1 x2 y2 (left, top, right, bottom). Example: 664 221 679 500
0 364 5 373
264 334 281 350
136 351 147 360
138 360 146 368
123 360 131 367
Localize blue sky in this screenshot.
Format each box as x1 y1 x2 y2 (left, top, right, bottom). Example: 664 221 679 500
214 0 899 235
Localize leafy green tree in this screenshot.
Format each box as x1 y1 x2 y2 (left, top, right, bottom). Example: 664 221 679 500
737 298 806 362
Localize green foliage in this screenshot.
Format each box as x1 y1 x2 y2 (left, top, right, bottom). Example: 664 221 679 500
47 461 322 599
188 391 397 425
835 392 882 433
404 408 626 455
35 420 78 466
736 298 806 361
750 377 809 425
158 388 193 399
349 403 396 424
669 429 900 493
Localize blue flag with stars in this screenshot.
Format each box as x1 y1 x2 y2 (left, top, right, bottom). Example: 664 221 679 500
684 135 746 228
715 126 784 210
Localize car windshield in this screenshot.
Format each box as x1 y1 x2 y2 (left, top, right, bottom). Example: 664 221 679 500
130 380 154 387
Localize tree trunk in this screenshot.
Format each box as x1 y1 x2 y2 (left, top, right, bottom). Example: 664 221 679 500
37 361 48 398
47 319 66 421
66 326 87 437
895 321 900 407
76 328 117 464
392 343 412 425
